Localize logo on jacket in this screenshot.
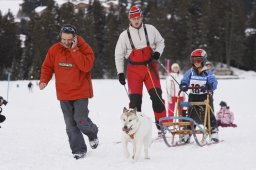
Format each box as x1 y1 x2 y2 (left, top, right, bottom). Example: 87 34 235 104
59 62 73 68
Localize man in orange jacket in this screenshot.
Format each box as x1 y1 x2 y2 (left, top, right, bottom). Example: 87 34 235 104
39 24 98 159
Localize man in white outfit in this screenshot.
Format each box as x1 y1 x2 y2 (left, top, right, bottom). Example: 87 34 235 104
115 5 166 135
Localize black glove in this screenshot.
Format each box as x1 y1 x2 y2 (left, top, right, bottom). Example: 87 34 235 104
0 114 6 123
200 84 212 92
179 83 188 92
118 73 126 85
151 52 160 60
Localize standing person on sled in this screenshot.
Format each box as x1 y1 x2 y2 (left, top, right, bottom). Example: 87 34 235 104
39 24 98 159
115 5 166 136
179 49 219 142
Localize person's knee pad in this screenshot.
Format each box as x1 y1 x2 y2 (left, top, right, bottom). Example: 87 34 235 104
148 88 165 112
129 94 142 112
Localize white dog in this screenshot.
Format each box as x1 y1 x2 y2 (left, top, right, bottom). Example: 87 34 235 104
120 107 152 161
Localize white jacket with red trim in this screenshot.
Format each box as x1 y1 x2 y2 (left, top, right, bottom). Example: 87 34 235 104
115 23 165 74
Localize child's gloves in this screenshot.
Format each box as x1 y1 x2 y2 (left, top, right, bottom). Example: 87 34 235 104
179 83 188 92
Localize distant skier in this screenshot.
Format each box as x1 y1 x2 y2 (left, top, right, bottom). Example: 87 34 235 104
216 101 237 128
28 81 33 93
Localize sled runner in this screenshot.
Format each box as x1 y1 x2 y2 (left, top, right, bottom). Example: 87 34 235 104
159 87 220 147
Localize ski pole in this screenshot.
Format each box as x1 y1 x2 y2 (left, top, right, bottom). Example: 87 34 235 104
157 60 181 86
123 85 129 99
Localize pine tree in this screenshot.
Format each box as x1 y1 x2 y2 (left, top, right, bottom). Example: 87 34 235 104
205 1 226 63
0 11 21 80
116 3 129 32
17 15 38 80
0 12 3 79
83 2 95 46
74 9 86 36
221 0 246 67
40 0 59 47
31 14 48 79
244 0 256 70
105 5 120 78
89 0 106 78
58 2 76 26
21 0 41 16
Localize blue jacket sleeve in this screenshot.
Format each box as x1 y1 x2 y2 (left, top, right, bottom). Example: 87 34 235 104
180 69 192 85
206 70 218 91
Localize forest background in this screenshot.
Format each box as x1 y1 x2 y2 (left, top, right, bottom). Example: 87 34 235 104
0 0 255 80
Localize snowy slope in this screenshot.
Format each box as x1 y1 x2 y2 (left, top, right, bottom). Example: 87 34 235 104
0 75 256 170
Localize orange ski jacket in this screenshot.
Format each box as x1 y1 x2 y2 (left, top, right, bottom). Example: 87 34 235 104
40 36 94 100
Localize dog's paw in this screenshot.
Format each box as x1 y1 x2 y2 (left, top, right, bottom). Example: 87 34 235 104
133 155 140 161
144 156 150 159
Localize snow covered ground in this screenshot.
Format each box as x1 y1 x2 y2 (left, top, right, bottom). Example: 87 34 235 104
0 71 256 170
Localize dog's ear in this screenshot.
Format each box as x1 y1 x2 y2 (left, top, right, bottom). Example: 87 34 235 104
123 107 128 112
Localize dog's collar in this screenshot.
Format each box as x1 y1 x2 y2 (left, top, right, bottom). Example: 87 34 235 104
129 133 135 139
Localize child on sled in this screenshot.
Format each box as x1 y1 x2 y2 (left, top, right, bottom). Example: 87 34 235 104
216 101 237 128
179 49 219 142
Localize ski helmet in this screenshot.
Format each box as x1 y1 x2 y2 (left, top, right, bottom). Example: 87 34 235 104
190 49 207 66
128 6 143 19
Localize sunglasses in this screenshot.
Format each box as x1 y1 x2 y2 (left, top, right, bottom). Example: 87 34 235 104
192 57 202 63
61 27 76 34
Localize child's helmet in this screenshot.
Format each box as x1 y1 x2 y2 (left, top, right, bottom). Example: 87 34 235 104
190 49 207 66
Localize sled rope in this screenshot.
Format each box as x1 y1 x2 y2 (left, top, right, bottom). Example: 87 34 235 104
123 85 129 99
147 67 175 116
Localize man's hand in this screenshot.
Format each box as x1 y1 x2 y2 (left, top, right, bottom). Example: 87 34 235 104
71 36 78 49
39 82 47 90
151 52 160 60
118 73 126 85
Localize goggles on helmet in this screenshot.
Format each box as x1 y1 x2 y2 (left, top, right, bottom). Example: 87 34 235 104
192 57 203 63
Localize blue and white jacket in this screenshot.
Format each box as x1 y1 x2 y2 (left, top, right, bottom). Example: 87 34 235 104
180 68 218 94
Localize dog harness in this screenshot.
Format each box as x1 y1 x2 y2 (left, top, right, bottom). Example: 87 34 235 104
129 133 135 139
